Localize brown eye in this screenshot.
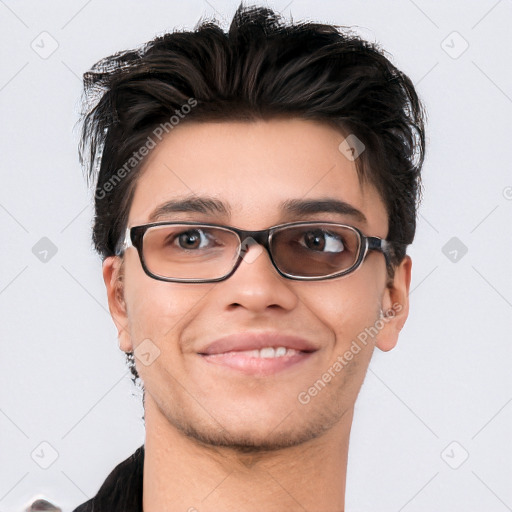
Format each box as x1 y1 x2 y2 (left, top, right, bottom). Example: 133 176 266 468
177 230 204 249
302 229 345 253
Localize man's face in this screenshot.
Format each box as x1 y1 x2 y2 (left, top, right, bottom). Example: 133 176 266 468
104 118 411 450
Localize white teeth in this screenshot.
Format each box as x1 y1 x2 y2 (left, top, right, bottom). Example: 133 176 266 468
274 346 287 357
257 346 295 358
259 347 276 358
226 346 296 358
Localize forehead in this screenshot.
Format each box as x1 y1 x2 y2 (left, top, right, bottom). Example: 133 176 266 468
128 118 388 234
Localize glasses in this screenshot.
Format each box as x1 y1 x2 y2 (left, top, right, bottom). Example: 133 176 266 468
115 221 395 283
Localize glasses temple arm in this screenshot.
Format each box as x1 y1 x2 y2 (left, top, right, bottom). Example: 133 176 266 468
115 228 132 256
367 237 405 268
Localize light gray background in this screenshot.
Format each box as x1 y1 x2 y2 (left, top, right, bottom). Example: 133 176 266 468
1 1 511 511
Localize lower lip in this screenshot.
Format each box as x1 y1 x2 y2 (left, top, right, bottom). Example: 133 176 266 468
198 351 316 376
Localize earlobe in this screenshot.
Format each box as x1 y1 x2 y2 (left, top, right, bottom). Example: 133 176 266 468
102 256 133 353
375 256 412 352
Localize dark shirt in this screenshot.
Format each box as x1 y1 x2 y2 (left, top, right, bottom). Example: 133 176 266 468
72 444 144 512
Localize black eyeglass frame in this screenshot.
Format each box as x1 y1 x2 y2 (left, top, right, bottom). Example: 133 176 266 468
115 220 397 283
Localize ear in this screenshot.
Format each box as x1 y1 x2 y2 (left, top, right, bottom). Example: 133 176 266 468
102 256 133 353
375 255 412 352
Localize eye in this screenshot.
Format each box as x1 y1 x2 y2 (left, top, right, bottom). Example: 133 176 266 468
175 229 212 250
302 229 345 253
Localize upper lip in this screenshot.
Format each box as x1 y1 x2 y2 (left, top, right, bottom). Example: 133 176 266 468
198 331 319 355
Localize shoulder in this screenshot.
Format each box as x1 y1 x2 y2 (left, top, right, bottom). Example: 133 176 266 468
71 498 94 512
71 444 145 512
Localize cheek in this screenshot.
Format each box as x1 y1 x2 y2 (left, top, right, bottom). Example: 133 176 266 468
123 259 212 345
303 265 383 342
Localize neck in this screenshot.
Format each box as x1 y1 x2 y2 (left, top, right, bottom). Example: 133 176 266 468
142 395 351 512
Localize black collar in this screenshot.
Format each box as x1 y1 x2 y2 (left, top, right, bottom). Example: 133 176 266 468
72 444 144 512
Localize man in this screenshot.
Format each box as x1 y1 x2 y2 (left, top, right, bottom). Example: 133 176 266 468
73 4 425 511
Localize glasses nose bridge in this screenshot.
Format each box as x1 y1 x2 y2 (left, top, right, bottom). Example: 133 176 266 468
236 227 273 254
230 226 283 277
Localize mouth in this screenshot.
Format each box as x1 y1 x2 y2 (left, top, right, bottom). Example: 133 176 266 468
197 332 318 376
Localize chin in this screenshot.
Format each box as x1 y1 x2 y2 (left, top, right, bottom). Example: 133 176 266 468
171 407 341 453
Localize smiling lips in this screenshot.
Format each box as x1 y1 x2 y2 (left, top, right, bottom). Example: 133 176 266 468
197 332 318 375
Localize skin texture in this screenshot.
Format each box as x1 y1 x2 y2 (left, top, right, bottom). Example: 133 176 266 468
103 118 412 512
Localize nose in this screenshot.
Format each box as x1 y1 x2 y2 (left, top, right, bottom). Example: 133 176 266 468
218 238 299 313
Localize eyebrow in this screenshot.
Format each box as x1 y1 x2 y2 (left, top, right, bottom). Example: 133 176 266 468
280 198 367 223
147 196 367 224
148 197 231 222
